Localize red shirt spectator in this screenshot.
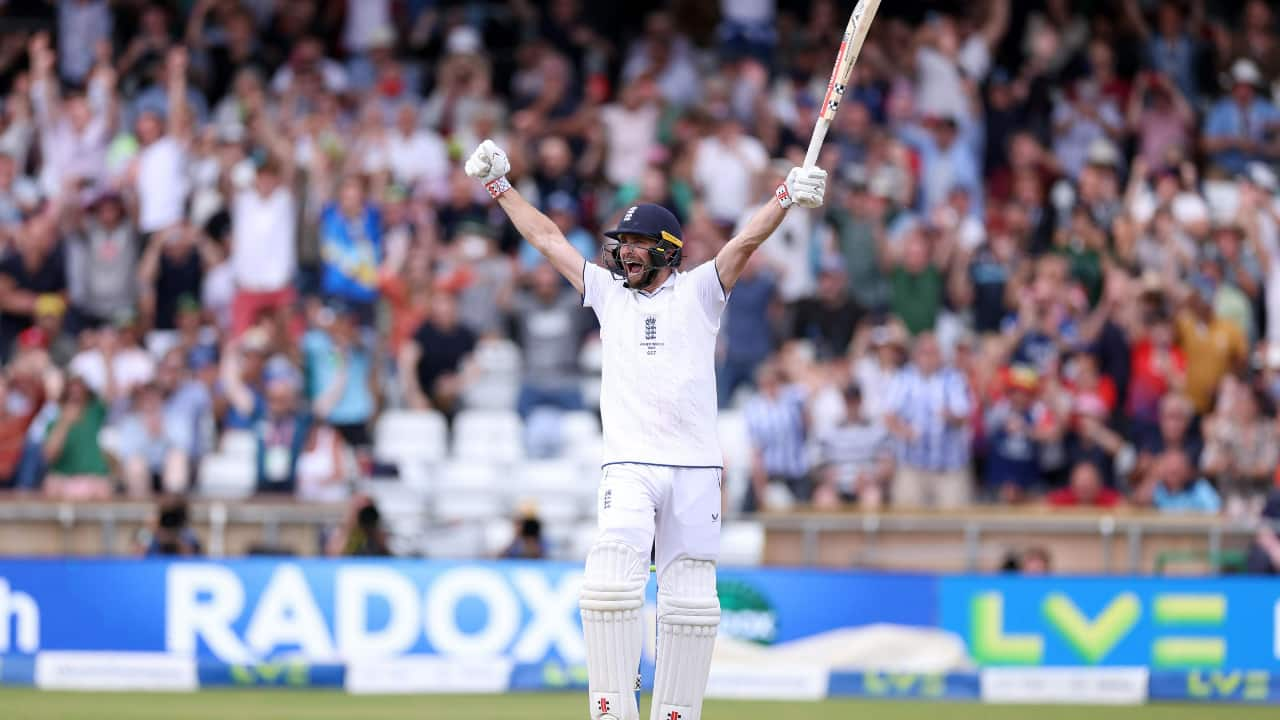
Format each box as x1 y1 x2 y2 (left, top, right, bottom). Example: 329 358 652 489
1047 460 1123 507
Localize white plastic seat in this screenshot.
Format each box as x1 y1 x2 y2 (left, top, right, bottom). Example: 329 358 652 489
435 459 501 490
483 517 517 556
220 430 257 461
560 411 601 446
432 492 507 522
718 521 765 567
452 410 524 462
197 453 256 499
462 339 522 410
374 410 448 464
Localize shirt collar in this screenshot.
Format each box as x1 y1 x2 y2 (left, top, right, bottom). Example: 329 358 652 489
636 271 678 298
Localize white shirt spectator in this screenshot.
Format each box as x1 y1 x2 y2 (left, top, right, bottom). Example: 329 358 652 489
1051 90 1123 179
342 0 392 54
69 346 156 399
600 101 660 188
136 137 188 233
694 132 768 224
915 40 990 122
202 260 237 330
271 61 349 95
385 127 450 195
231 186 296 291
32 103 108 198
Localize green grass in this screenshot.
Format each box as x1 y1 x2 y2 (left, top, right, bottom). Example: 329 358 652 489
0 690 1276 720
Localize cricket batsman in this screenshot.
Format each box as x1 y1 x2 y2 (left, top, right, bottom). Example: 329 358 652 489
465 139 826 720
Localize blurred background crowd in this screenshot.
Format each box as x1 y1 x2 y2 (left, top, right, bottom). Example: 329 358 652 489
0 0 1279 564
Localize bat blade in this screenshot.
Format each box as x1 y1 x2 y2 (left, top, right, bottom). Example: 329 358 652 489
804 0 883 168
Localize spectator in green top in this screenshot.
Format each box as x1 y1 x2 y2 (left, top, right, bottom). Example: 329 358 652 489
885 221 951 335
42 374 111 501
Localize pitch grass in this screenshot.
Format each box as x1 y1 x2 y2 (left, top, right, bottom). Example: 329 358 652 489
0 689 1276 719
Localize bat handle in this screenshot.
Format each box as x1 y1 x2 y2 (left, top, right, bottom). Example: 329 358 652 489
803 119 830 170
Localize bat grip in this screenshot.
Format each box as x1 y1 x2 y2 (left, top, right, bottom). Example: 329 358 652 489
803 120 830 169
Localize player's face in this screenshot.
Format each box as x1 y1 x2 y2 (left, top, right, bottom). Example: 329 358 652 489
617 234 658 285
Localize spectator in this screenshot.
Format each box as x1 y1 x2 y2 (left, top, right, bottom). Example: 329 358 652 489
1126 309 1186 426
743 361 809 511
1202 59 1277 176
600 78 660 189
111 381 191 497
325 494 391 556
318 175 382 324
0 209 67 361
790 265 863 361
399 291 476 422
1133 392 1203 487
295 422 353 504
509 262 589 418
982 366 1058 503
885 332 973 508
138 494 201 557
302 302 377 448
230 158 296 337
66 312 155 406
1138 448 1222 514
41 373 110 500
503 512 548 560
137 220 214 340
812 383 893 510
884 224 949 336
66 190 137 329
1047 460 1124 508
718 254 777 408
1126 71 1195 170
1177 276 1247 414
0 367 45 488
1200 379 1276 518
693 112 768 226
852 321 908 424
252 360 311 495
1245 489 1280 574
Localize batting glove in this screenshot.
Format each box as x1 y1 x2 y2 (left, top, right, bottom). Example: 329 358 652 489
464 139 512 198
777 166 827 209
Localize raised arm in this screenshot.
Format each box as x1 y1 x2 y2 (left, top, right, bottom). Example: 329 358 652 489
465 140 586 293
715 166 827 292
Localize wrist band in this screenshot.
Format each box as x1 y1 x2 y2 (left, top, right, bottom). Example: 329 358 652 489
775 183 794 209
485 176 512 198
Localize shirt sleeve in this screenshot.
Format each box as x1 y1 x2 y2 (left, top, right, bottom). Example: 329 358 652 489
690 260 730 326
582 261 622 318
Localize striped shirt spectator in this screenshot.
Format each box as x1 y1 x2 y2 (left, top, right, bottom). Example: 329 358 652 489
885 333 973 507
814 384 894 509
743 362 809 511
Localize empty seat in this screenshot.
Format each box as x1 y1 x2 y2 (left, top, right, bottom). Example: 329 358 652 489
374 409 448 465
197 453 256 499
718 521 765 567
462 339 522 411
433 491 507 522
560 411 601 445
452 410 524 462
483 517 517 556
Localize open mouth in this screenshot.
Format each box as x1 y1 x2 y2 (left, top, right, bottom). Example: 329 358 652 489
624 261 645 275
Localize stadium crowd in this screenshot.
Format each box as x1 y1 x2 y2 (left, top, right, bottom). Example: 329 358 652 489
0 1 1278 566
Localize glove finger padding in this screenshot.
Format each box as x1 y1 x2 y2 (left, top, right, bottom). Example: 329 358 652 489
467 139 513 197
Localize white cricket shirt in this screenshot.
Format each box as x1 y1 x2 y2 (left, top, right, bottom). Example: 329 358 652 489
583 260 728 468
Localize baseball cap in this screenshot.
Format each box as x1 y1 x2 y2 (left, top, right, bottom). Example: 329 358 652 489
604 203 683 246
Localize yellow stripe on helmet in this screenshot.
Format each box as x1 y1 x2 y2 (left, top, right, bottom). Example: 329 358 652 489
660 230 683 247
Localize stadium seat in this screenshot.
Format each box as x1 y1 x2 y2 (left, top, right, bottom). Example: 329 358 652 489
451 410 524 462
718 521 766 567
717 410 753 515
559 410 601 446
483 517 517 556
373 409 448 465
435 458 501 490
220 430 257 461
432 491 507 522
197 453 256 499
462 338 521 410
360 480 429 544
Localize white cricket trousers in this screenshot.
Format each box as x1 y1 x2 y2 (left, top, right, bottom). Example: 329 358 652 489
594 463 723 578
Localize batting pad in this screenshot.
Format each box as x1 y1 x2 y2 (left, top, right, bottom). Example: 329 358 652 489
580 541 649 720
650 557 720 720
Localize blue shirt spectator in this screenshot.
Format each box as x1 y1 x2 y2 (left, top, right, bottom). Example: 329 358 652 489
1204 60 1280 175
319 179 383 312
1149 449 1221 514
885 337 972 473
303 306 377 445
